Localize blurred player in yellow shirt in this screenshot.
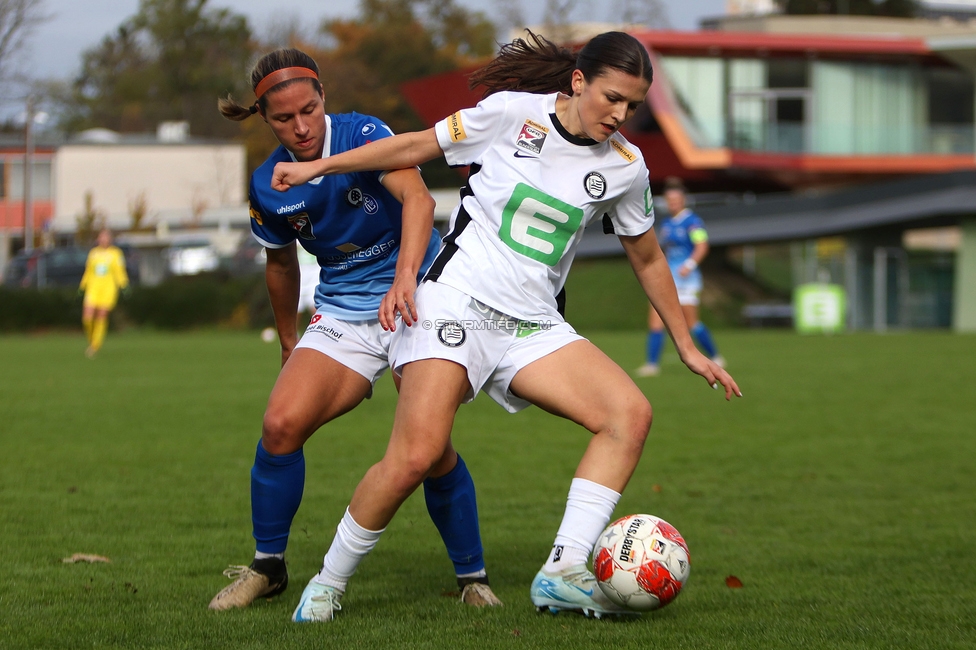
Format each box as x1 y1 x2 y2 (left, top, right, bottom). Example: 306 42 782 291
79 229 129 358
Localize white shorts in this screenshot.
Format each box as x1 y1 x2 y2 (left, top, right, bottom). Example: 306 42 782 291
672 267 702 306
391 281 585 413
677 287 700 306
294 310 392 387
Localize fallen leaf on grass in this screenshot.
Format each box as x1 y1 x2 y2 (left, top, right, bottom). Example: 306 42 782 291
725 575 743 588
63 553 111 564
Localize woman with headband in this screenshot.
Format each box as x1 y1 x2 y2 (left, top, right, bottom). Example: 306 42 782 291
208 48 500 615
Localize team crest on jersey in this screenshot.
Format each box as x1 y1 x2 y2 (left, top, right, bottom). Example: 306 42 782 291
362 194 379 214
248 202 263 225
287 212 315 240
437 320 466 347
361 123 376 136
584 172 607 199
516 119 549 156
346 187 363 207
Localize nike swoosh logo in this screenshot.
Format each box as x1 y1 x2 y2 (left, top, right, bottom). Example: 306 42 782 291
294 596 311 621
513 151 538 158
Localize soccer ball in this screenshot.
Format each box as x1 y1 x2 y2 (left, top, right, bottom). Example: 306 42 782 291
593 514 691 611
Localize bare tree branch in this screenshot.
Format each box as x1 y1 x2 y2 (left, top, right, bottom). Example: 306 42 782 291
0 0 48 83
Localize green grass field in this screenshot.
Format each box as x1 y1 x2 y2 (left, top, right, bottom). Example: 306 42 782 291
1 330 974 649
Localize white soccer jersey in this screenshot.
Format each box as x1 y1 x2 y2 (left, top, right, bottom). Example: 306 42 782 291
430 91 654 321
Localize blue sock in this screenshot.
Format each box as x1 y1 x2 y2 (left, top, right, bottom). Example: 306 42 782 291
691 322 718 358
423 454 485 576
647 330 664 364
251 441 305 555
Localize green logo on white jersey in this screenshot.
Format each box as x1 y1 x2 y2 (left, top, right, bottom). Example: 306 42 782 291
499 183 584 266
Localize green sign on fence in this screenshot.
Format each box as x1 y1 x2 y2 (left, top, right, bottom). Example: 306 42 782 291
794 283 846 334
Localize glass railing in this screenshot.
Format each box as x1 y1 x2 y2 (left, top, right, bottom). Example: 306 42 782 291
728 121 975 155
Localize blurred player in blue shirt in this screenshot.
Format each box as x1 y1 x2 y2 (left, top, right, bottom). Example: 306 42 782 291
636 177 725 377
208 48 499 614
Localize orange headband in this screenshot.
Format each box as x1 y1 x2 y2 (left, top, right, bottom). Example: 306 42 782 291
254 67 318 99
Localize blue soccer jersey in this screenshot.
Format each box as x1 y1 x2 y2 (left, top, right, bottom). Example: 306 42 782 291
248 112 441 320
658 209 708 287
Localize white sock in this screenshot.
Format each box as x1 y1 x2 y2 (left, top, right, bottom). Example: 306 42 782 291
543 478 621 573
313 507 385 591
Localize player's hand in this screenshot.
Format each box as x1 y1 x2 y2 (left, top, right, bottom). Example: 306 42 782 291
279 333 298 368
271 161 321 192
680 348 741 400
678 266 691 278
280 345 294 368
379 273 418 332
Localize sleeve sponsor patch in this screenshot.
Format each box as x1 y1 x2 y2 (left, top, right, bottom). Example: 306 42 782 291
447 112 467 142
248 202 263 225
610 138 637 163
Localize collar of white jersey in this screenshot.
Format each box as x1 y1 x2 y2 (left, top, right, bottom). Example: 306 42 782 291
285 114 331 186
548 92 600 147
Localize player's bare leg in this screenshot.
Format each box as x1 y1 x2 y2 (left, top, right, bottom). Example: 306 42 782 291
210 349 371 611
293 359 475 621
512 340 650 617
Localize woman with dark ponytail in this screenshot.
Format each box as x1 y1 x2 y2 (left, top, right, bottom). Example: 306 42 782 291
208 48 501 619
273 32 741 621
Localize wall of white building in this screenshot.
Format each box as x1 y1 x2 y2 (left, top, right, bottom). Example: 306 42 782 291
52 143 246 231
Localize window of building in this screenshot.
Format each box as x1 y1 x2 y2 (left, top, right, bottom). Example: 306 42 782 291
926 66 975 154
7 159 53 200
660 56 726 147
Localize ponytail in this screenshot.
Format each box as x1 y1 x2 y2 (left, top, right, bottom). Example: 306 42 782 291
217 97 259 122
217 48 322 121
469 30 653 98
468 31 576 97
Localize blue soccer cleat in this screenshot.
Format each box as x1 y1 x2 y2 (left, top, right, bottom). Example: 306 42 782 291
530 564 640 619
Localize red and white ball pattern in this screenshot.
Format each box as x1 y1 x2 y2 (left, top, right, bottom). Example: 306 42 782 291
594 514 691 611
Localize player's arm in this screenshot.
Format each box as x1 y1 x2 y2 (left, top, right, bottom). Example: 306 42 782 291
113 249 130 290
620 229 740 399
377 168 436 331
265 242 301 367
272 129 443 191
79 252 94 291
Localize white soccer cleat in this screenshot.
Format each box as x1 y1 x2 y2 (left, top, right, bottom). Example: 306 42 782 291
634 363 660 377
291 579 344 622
460 581 503 607
530 565 640 619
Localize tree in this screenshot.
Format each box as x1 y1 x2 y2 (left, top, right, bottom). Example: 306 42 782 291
0 0 48 85
61 0 252 137
314 0 495 185
238 0 497 176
